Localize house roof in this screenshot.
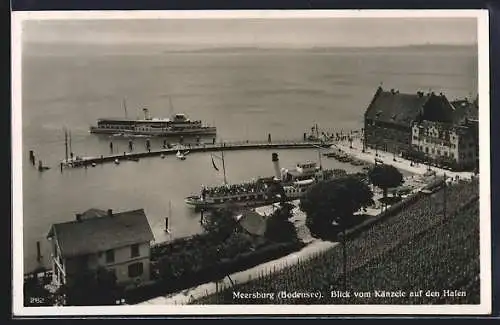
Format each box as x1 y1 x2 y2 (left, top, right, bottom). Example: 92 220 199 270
365 87 433 127
236 210 268 236
450 99 479 123
79 208 108 220
47 209 154 258
414 120 472 136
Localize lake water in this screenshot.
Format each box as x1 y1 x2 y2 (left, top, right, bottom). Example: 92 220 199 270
20 44 477 273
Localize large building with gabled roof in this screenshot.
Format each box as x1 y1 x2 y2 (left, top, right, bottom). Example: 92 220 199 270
47 208 154 289
363 86 456 154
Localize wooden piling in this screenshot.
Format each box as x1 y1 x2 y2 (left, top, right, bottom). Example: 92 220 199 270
36 241 42 262
29 150 35 165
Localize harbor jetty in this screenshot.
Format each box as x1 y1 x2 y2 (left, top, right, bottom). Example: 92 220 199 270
60 139 334 169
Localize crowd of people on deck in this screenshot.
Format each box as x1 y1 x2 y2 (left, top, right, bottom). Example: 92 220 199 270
201 181 267 198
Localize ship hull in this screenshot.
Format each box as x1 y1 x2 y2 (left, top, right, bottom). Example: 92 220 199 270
184 196 279 211
89 126 217 137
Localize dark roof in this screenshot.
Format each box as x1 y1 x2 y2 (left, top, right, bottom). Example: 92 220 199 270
47 209 154 258
79 208 107 220
450 99 479 123
236 210 268 236
365 87 432 127
415 120 472 136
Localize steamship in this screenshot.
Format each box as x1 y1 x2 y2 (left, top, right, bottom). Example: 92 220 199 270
184 153 334 210
90 107 217 137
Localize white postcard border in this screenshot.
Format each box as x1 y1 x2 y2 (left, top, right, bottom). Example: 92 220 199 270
11 9 491 316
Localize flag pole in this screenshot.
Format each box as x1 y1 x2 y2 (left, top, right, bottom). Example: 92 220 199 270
221 149 227 185
64 127 68 162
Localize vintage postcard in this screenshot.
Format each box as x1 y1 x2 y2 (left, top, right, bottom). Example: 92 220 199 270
12 10 491 316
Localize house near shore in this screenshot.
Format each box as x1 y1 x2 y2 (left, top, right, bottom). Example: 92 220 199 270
363 86 455 155
411 118 478 171
363 86 479 171
46 208 154 290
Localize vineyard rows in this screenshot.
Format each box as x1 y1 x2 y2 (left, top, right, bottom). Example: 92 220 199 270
192 179 479 305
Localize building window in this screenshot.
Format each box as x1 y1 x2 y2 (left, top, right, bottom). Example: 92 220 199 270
128 262 144 278
431 148 435 154
131 244 140 258
425 147 429 153
105 249 114 264
450 152 454 158
437 149 441 155
444 152 448 157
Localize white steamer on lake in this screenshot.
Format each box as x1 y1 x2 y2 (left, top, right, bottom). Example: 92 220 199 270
184 152 334 210
90 99 216 138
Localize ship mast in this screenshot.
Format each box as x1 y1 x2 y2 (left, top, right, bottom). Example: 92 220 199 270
221 149 227 185
64 127 68 162
123 99 128 119
165 200 172 233
168 97 174 116
69 129 72 158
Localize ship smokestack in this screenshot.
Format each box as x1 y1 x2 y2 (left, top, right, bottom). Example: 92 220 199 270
142 108 150 120
272 152 281 180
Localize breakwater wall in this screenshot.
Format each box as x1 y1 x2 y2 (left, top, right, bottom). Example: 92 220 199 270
62 140 334 168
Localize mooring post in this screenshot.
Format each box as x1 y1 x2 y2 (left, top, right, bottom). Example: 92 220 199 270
36 241 42 262
60 162 63 173
29 150 35 166
38 160 43 172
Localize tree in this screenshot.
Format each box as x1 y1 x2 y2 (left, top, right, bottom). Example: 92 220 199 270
264 202 298 243
367 164 404 210
201 208 240 240
60 267 119 306
300 176 374 290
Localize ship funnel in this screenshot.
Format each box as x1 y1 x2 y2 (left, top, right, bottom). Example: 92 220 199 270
142 108 150 120
272 152 281 180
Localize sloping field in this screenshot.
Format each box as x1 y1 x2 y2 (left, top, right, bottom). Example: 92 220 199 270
192 179 479 304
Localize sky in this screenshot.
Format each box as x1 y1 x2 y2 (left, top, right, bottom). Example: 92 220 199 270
22 17 478 49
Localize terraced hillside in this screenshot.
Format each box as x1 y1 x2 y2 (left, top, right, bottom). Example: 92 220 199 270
192 179 480 305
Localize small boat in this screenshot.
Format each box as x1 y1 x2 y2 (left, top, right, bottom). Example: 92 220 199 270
160 153 165 159
91 162 97 167
127 156 140 162
176 150 186 160
114 159 120 164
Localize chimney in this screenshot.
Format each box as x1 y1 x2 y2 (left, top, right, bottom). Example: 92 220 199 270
142 108 150 120
272 153 281 180
76 213 82 222
107 209 113 217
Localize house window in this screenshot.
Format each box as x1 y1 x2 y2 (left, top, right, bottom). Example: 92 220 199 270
450 152 454 158
131 244 140 258
105 249 115 264
431 148 435 154
425 147 429 153
128 262 144 278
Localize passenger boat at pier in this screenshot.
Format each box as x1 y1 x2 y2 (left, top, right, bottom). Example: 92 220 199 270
89 102 217 137
184 153 334 210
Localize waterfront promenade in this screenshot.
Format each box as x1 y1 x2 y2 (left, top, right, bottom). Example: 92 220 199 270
60 139 334 169
333 139 475 180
